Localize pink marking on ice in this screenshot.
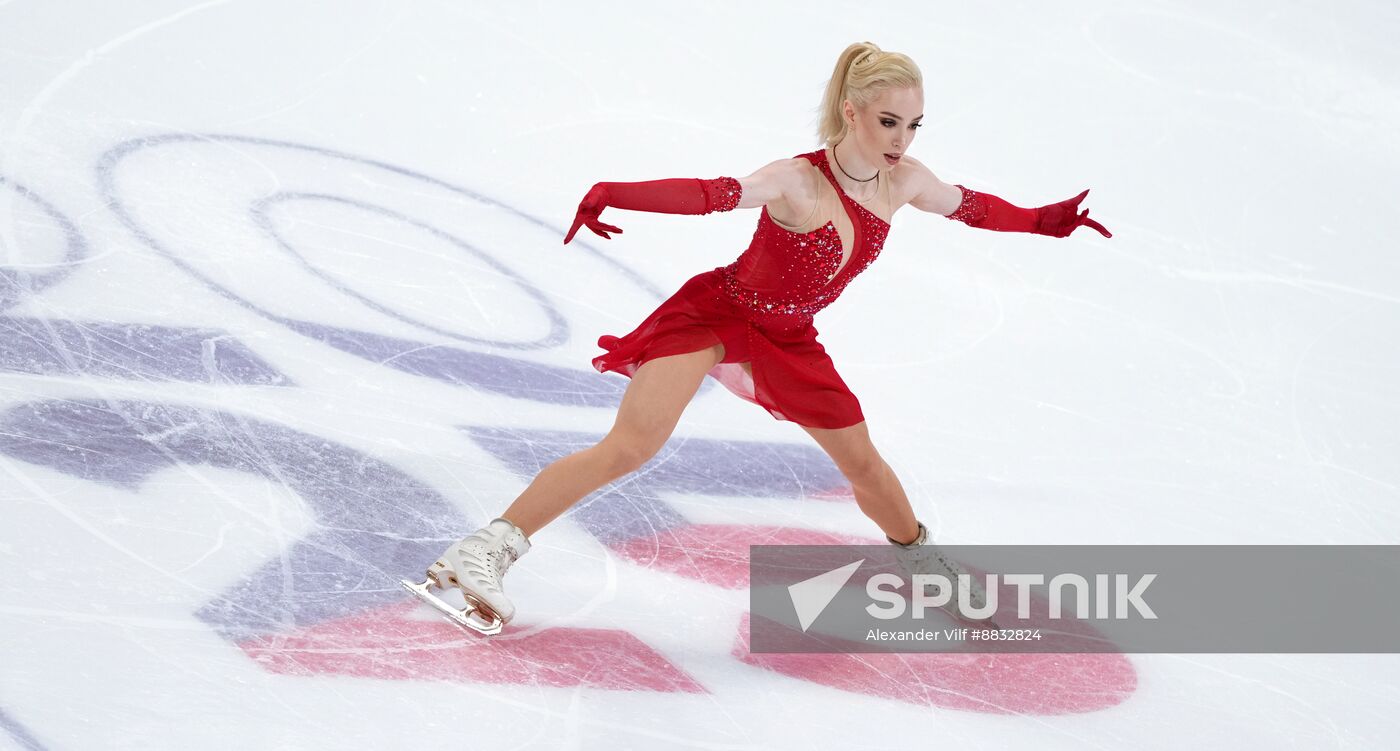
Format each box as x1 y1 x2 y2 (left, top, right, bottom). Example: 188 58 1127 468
731 611 1137 715
610 523 880 589
804 484 854 501
238 600 707 693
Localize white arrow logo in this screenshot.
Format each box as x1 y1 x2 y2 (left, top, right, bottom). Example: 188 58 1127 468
787 559 864 632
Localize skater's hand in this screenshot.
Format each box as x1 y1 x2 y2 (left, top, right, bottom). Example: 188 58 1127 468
1035 189 1112 239
563 183 625 244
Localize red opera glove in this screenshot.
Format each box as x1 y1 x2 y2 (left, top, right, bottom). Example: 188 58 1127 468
948 186 1112 238
563 177 742 244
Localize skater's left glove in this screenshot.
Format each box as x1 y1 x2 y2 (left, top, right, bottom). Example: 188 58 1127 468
948 186 1112 239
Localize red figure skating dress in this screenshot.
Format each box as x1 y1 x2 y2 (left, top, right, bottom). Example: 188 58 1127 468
592 147 891 430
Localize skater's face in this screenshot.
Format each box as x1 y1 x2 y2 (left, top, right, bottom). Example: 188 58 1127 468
844 86 923 171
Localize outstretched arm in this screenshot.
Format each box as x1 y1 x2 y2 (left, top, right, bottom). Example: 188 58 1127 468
563 177 738 244
562 159 797 244
905 155 1111 239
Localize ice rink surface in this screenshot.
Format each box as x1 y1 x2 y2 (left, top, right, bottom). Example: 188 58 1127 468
2 1 1398 748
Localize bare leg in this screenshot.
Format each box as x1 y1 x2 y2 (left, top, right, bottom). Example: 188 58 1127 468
500 343 725 538
800 420 919 543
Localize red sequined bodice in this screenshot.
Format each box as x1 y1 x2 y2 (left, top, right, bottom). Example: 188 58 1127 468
719 149 890 321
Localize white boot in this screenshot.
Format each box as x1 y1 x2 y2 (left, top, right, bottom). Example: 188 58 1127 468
402 517 531 634
888 521 987 619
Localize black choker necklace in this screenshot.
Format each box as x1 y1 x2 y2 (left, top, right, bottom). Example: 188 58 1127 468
831 142 879 203
832 142 877 183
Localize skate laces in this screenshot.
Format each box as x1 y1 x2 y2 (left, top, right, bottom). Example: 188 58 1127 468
453 531 522 591
491 543 520 573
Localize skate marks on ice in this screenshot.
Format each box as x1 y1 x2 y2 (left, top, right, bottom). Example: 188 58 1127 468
466 425 1137 713
0 315 287 383
0 172 286 383
0 398 709 695
90 131 702 405
0 398 463 641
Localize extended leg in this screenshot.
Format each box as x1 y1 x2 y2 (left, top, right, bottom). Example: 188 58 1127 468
798 420 989 621
799 419 919 544
500 342 725 537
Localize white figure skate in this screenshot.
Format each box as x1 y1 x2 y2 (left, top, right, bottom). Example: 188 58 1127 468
400 517 531 635
888 521 995 626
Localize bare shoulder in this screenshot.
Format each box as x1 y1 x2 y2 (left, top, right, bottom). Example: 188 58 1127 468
896 153 965 216
734 157 810 210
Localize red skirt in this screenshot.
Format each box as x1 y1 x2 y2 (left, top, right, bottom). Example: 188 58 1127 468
591 266 864 429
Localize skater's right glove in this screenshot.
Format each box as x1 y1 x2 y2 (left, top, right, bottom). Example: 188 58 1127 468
563 177 743 244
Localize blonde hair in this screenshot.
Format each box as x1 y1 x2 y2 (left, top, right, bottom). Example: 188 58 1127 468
816 42 924 147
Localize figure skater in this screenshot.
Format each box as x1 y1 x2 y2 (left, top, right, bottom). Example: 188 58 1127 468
401 41 1112 634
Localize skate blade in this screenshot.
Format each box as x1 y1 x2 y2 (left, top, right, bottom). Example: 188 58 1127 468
399 577 504 636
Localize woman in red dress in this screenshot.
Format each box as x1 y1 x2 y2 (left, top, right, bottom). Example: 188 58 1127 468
401 42 1112 634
